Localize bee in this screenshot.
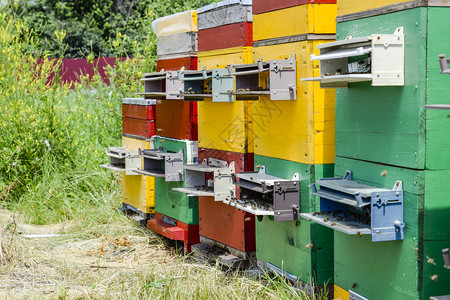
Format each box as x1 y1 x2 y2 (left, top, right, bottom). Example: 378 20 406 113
323 217 329 222
243 195 248 199
380 170 388 177
251 203 257 210
305 243 313 248
357 231 362 237
427 256 436 265
431 274 438 281
331 222 337 226
244 217 251 222
312 212 317 216
307 218 312 221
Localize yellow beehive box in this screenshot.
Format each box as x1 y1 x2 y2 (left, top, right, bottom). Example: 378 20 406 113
197 47 254 154
337 0 412 18
252 40 335 164
121 136 155 214
253 4 336 41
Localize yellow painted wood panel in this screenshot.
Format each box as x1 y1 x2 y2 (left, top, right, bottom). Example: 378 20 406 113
253 4 336 41
198 47 254 153
198 46 252 68
333 285 349 300
337 0 412 17
252 40 335 164
121 136 155 214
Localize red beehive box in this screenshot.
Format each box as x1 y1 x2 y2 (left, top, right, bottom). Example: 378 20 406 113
121 98 157 139
197 0 253 52
156 56 198 72
252 0 337 15
197 148 256 253
147 212 200 253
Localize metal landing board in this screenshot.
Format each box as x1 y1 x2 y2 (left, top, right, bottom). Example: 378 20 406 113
222 199 274 216
301 212 371 235
133 168 165 177
317 177 393 198
172 187 214 197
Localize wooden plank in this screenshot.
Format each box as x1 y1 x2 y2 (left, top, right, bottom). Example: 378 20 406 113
198 46 252 68
157 32 197 56
424 170 450 241
155 101 197 141
121 136 155 214
335 8 427 169
253 0 336 15
153 137 199 225
198 3 252 30
425 7 450 170
199 197 256 252
333 156 424 299
253 4 336 42
253 40 335 164
156 56 198 71
122 117 156 138
336 0 450 23
122 103 156 120
198 22 252 52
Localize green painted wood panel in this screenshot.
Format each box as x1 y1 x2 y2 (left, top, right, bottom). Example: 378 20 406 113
334 156 424 299
335 8 428 170
424 170 450 241
254 155 334 285
423 241 450 299
154 137 199 225
425 8 450 170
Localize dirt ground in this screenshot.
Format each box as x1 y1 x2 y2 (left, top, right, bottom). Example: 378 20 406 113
0 209 185 299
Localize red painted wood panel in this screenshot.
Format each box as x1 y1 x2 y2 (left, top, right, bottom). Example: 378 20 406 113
253 0 336 15
198 22 253 52
197 148 255 253
122 104 156 120
147 213 200 253
156 57 198 72
122 117 156 138
155 101 198 141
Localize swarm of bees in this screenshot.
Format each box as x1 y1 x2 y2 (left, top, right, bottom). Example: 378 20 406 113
311 210 370 226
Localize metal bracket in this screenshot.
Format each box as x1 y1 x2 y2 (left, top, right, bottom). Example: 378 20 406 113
166 70 184 100
439 54 450 74
100 147 140 175
134 72 166 99
212 69 234 102
302 27 404 88
304 170 404 241
135 148 184 182
172 158 235 201
227 166 300 221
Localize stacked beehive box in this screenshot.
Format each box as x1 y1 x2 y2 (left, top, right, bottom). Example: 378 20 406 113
301 1 450 299
243 0 337 287
141 11 201 252
120 99 156 220
191 0 256 266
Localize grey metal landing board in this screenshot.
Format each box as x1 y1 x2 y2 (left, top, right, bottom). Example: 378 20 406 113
222 199 274 216
133 168 165 177
172 187 214 197
301 213 371 235
100 164 125 172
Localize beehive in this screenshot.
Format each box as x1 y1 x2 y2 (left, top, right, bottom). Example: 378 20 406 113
121 135 155 215
254 154 334 285
252 40 335 164
305 5 450 299
121 98 156 139
197 0 253 51
252 0 336 15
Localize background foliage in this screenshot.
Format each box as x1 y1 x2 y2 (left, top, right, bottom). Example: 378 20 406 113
14 0 219 58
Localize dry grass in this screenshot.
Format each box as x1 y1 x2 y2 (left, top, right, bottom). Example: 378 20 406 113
0 209 325 300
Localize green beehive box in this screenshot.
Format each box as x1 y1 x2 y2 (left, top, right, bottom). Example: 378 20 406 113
334 7 450 170
330 156 450 299
153 137 199 225
254 154 334 285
